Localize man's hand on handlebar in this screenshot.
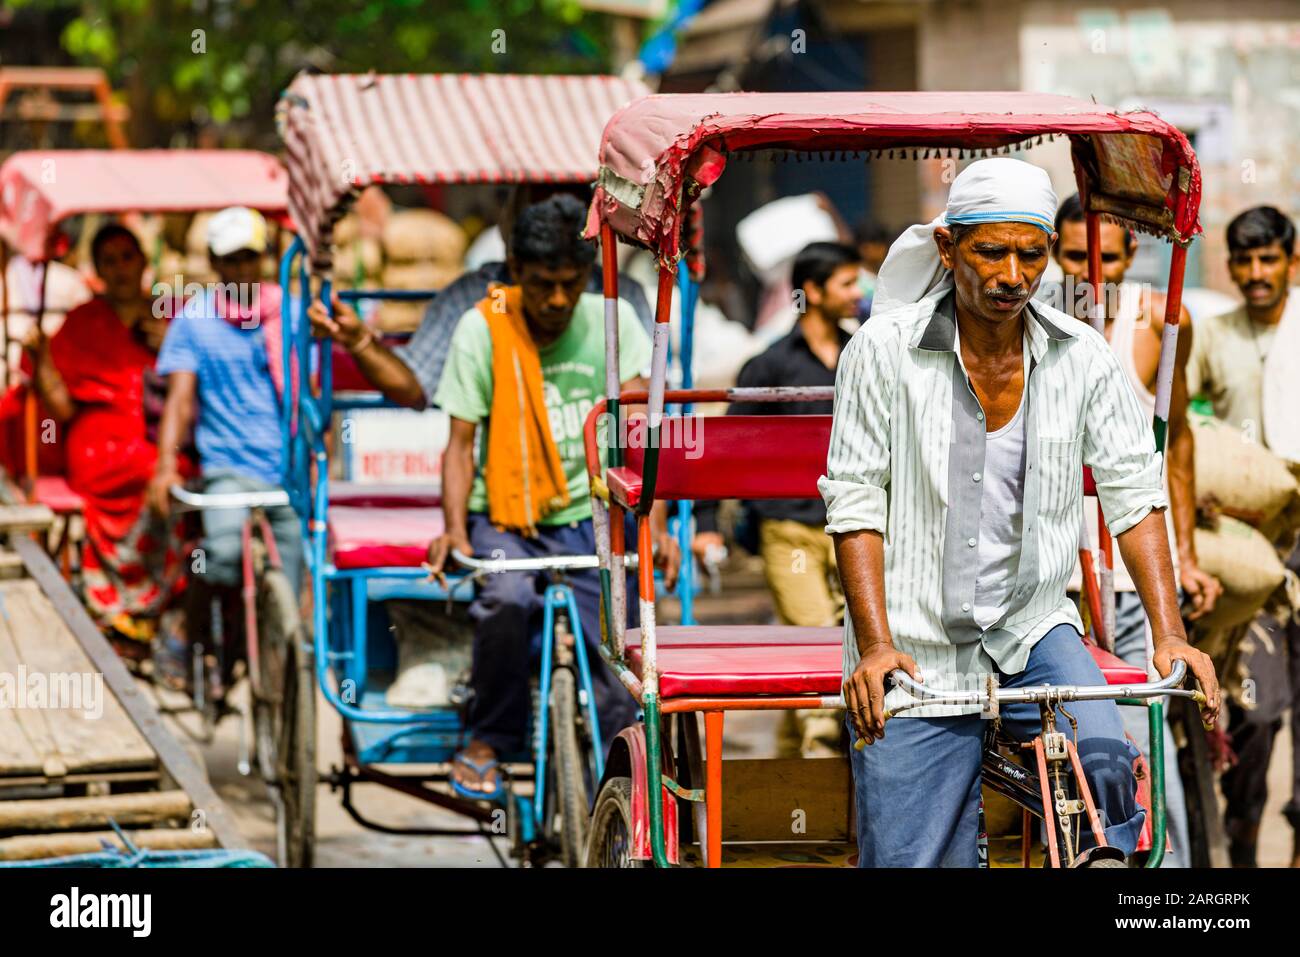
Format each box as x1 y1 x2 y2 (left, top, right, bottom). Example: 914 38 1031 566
844 642 920 746
425 529 473 588
1152 634 1220 728
147 468 182 519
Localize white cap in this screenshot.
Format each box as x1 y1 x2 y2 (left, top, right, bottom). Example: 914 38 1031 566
207 206 268 257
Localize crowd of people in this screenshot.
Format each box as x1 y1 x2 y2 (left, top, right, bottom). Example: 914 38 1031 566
1 158 1296 867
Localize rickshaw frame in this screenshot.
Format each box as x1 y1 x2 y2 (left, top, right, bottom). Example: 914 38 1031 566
580 91 1203 868
274 70 647 864
0 147 306 858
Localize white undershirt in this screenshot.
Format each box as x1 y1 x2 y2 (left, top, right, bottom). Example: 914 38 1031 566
971 335 1029 630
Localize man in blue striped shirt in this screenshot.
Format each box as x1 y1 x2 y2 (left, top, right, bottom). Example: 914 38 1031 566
149 209 303 684
821 160 1219 867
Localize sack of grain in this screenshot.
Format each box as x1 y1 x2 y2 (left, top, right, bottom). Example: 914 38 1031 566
1193 515 1287 631
375 300 427 334
380 261 456 292
332 237 383 285
1192 414 1298 526
382 209 466 265
332 213 361 248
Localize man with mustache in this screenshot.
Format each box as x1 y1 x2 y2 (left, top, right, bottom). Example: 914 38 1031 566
821 159 1219 866
1050 193 1220 866
1187 205 1300 867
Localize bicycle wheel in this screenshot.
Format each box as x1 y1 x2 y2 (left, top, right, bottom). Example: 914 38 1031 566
549 666 588 868
585 777 646 868
253 567 317 868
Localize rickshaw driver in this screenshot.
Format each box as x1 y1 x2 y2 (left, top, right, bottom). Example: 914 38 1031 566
148 208 304 673
819 159 1220 867
415 194 680 798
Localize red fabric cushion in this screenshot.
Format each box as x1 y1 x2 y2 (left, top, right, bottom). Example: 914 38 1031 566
625 625 841 647
329 505 444 569
329 481 441 509
624 625 842 698
613 415 832 507
1087 644 1149 685
33 476 85 515
329 339 412 393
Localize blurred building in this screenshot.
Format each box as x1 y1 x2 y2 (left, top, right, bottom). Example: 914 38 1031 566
655 0 1300 295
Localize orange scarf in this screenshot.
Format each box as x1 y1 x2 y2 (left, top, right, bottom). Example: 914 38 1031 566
478 285 570 536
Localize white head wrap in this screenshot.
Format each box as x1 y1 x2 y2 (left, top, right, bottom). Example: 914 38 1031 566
872 158 1058 315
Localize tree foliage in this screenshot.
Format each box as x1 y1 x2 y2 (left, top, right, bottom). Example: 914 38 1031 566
11 0 625 144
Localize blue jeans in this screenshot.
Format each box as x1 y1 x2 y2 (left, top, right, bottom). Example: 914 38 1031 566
198 471 304 596
1112 590 1190 867
465 513 639 756
849 624 1144 867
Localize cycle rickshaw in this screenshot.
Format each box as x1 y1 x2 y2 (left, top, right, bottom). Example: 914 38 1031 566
275 70 648 866
0 149 313 863
580 90 1207 868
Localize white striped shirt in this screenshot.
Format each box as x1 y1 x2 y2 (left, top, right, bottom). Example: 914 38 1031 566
818 292 1167 716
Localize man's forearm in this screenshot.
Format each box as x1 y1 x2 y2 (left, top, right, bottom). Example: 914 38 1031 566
1116 509 1185 643
1167 426 1198 565
156 389 192 473
440 445 473 537
832 529 893 655
351 340 426 409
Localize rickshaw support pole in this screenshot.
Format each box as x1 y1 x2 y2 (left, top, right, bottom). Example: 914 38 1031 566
23 261 49 495
1084 211 1117 651
704 710 723 868
1145 698 1167 867
1152 243 1188 454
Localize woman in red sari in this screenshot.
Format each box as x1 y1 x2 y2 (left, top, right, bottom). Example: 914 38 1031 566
24 224 188 660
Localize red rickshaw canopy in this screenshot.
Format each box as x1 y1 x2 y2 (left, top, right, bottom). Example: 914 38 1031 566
276 72 649 269
584 91 1202 264
0 150 289 262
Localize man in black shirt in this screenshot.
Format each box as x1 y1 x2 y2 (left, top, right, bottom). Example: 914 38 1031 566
694 241 862 753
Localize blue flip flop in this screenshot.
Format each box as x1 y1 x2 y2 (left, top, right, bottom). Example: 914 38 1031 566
451 752 506 802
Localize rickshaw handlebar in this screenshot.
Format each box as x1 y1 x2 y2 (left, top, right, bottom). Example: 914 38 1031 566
447 549 636 573
169 484 292 512
883 659 1194 718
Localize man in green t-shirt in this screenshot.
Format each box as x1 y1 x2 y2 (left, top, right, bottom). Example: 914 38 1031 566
335 194 677 797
